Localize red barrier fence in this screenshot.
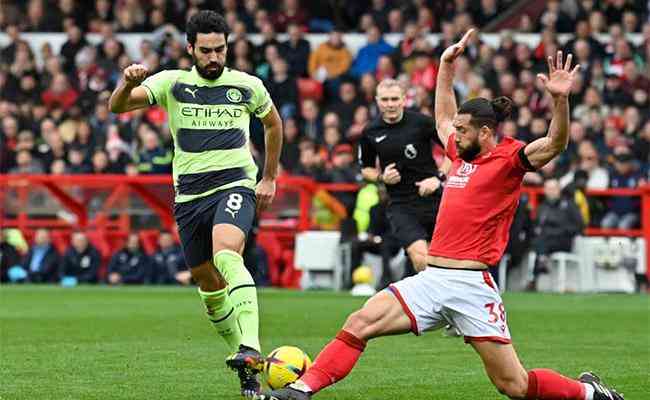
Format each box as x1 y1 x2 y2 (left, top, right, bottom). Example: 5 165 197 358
1 174 648 281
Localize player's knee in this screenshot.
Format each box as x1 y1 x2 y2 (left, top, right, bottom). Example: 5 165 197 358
493 374 528 399
213 236 242 254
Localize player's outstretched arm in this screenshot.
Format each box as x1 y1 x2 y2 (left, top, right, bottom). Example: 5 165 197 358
524 51 580 170
109 64 151 113
435 29 475 148
256 105 283 214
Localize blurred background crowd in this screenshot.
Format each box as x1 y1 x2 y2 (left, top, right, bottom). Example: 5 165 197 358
1 0 648 287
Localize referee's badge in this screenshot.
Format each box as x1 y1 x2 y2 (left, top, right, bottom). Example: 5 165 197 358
226 88 242 103
404 144 417 159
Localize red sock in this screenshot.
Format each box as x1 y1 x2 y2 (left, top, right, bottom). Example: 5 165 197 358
527 369 586 400
300 330 366 394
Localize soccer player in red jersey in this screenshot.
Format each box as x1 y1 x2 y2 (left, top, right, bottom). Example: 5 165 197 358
261 30 624 400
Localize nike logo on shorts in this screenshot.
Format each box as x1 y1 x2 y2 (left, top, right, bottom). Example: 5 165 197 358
376 135 387 143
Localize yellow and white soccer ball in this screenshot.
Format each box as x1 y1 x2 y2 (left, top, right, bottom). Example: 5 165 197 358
264 346 313 389
352 265 373 285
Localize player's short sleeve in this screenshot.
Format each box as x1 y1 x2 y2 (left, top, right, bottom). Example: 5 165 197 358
141 70 177 107
445 133 458 161
247 76 273 119
358 130 377 168
506 138 536 173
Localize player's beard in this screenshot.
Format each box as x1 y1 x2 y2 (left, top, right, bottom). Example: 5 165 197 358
458 139 482 162
193 55 224 80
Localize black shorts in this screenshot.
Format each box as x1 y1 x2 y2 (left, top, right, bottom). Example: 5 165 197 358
386 199 440 250
173 187 256 268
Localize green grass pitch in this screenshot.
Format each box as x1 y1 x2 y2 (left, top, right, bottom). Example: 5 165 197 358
1 286 648 399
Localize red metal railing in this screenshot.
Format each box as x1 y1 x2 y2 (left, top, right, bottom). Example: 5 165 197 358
1 174 648 280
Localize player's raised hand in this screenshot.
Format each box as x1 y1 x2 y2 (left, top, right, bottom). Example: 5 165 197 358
440 28 476 63
415 177 441 197
382 163 401 185
537 50 580 99
123 64 149 86
255 177 276 215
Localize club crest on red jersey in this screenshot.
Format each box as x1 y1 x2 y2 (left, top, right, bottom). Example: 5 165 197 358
447 161 478 188
457 162 478 177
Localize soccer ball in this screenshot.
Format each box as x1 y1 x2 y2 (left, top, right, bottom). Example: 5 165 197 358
352 265 373 285
264 346 312 389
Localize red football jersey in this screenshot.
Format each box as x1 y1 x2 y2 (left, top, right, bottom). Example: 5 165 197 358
428 134 530 266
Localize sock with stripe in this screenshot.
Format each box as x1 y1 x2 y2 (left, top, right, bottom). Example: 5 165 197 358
526 369 588 399
298 330 366 394
214 249 260 352
198 287 241 353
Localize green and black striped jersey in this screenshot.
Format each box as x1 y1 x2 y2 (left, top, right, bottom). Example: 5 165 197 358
141 66 273 203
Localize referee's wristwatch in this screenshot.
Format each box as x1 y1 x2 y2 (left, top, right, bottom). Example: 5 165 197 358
376 173 384 184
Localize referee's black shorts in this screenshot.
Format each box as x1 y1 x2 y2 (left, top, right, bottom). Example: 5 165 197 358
386 198 440 250
173 187 256 268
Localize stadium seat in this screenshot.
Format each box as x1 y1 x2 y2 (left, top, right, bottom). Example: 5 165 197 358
297 78 323 102
294 231 341 289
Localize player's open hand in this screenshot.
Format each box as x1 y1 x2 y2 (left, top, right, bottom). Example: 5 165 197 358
441 28 476 64
255 177 276 215
537 51 580 99
415 177 441 197
123 64 149 86
382 163 401 185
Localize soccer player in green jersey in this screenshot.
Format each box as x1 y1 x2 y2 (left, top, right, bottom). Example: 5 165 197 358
108 10 283 398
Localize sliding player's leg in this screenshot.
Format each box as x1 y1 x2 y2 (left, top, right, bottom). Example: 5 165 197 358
471 340 623 399
262 288 414 400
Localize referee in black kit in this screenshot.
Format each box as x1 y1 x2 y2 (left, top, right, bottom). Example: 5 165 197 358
359 78 447 282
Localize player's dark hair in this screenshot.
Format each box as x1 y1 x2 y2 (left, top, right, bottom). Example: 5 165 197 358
186 10 230 46
458 96 513 130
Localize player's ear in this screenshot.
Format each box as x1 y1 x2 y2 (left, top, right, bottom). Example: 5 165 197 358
186 43 193 56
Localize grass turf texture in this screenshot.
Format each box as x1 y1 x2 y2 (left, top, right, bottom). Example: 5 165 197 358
1 286 648 399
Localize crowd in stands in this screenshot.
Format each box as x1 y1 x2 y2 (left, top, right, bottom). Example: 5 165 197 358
0 228 191 285
1 0 649 287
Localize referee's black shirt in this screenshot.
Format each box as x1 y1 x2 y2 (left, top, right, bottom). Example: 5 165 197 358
359 110 443 208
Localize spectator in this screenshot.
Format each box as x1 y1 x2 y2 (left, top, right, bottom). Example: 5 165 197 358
136 130 172 174
299 99 322 141
528 179 584 291
308 27 352 83
351 24 394 78
323 143 360 212
0 230 22 283
61 232 101 284
41 73 79 112
409 51 438 91
272 0 308 32
22 228 59 283
561 141 610 189
66 146 91 174
107 233 150 285
9 150 44 174
152 231 190 285
60 24 88 74
601 152 644 229
267 58 299 119
280 118 301 173
294 139 327 181
326 81 362 129
281 23 310 77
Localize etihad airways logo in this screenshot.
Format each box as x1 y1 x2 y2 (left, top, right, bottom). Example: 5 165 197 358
180 106 244 118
